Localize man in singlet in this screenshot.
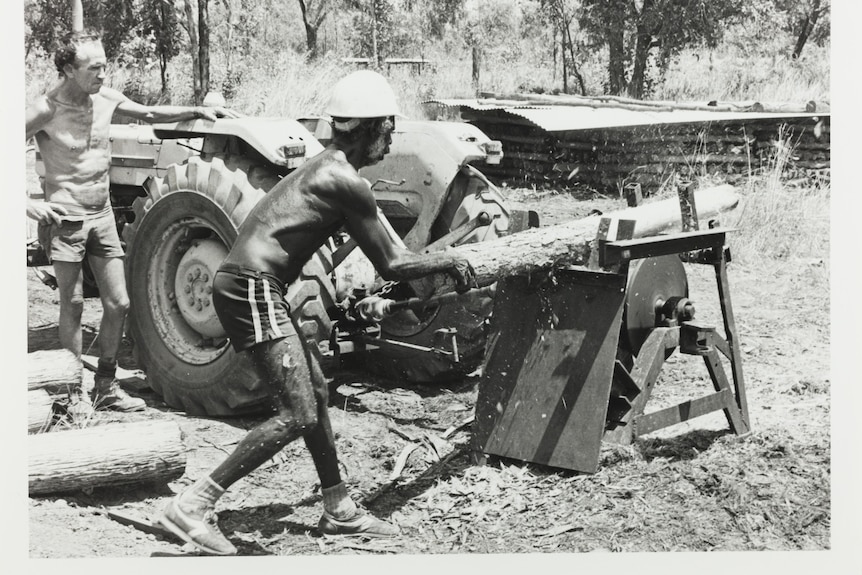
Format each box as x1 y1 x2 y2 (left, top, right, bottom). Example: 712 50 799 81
26 31 236 414
156 70 476 555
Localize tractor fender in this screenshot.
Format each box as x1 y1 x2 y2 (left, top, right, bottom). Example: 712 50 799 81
151 117 325 168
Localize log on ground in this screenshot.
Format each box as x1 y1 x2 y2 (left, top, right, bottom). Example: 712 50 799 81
29 420 187 496
424 184 739 293
28 349 81 396
28 389 54 434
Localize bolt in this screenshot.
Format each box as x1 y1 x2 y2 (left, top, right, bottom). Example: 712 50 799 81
202 273 209 283
206 285 213 294
194 268 201 279
168 292 175 301
188 297 195 306
204 299 210 307
184 285 191 294
187 272 194 282
196 300 203 311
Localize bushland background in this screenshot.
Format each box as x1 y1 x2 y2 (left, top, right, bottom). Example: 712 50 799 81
24 0 830 120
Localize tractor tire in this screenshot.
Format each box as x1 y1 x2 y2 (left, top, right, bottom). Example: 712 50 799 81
123 157 335 416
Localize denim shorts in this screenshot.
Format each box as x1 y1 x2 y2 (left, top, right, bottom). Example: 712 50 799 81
37 208 124 263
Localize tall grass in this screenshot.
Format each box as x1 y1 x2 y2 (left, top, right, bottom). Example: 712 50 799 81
659 43 830 103
722 128 830 267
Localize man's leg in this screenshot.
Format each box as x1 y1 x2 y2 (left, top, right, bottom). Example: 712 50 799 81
86 255 128 363
297 344 399 537
86 255 143 411
52 261 93 418
52 261 85 358
210 337 319 487
157 337 317 555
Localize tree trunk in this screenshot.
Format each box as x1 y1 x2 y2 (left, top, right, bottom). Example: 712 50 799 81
472 45 482 95
28 349 81 397
29 390 54 434
29 421 187 496
421 185 740 293
607 28 626 95
628 24 652 99
158 0 170 97
183 0 201 104
298 0 321 59
370 0 380 68
792 0 822 59
198 0 211 104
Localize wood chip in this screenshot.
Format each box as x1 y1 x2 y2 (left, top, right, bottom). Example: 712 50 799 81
533 524 583 537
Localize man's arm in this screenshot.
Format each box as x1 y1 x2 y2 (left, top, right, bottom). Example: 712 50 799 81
25 95 52 141
341 177 475 291
25 97 68 225
113 91 240 123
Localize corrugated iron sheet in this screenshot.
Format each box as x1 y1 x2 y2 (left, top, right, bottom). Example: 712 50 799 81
427 98 826 132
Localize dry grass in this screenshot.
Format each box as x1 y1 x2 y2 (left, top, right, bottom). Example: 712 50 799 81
723 128 830 269
659 44 830 103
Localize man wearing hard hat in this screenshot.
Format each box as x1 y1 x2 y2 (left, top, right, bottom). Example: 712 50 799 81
156 70 476 555
26 29 237 416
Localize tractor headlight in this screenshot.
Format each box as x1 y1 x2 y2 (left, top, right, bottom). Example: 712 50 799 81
482 140 503 165
277 142 306 169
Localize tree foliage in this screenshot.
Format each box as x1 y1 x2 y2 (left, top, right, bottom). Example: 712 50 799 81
25 0 181 96
580 0 745 97
24 0 829 104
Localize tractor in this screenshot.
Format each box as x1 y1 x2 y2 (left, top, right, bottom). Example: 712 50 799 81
75 114 539 416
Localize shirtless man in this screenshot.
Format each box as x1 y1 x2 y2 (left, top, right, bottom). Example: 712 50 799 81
156 70 476 555
26 31 236 413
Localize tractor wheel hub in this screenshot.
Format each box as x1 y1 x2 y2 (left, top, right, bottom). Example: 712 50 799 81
175 238 228 338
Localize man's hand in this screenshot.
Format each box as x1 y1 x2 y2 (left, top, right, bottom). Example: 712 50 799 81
451 258 478 294
354 296 393 323
196 106 243 121
27 200 67 226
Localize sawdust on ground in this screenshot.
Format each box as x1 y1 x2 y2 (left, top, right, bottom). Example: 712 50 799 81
25 184 836 565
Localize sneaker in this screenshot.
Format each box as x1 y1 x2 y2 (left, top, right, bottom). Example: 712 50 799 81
318 509 400 538
91 376 146 412
157 497 237 556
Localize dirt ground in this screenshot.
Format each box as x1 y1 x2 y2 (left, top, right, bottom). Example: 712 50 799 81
24 182 845 569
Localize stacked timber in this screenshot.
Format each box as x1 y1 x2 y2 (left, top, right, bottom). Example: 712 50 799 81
448 94 830 194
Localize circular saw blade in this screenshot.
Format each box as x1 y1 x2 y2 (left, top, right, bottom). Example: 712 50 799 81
622 255 688 357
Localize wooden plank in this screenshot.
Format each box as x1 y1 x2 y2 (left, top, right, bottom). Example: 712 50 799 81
633 389 732 437
472 271 626 473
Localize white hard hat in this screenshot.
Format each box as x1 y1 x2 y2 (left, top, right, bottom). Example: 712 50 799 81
325 70 401 119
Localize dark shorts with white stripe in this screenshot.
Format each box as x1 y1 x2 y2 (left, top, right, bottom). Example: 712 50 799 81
213 264 295 353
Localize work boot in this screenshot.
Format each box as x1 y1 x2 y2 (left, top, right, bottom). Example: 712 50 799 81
90 376 146 412
318 508 401 538
66 387 95 421
158 496 237 555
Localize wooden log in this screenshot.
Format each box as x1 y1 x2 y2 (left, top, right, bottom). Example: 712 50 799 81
424 185 739 292
28 389 54 434
29 420 187 495
28 349 82 396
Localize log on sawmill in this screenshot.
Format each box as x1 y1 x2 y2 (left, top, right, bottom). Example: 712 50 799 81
29 389 54 434
29 420 186 495
28 349 82 396
425 184 739 292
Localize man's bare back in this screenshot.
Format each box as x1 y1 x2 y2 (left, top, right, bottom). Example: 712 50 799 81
225 147 384 284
